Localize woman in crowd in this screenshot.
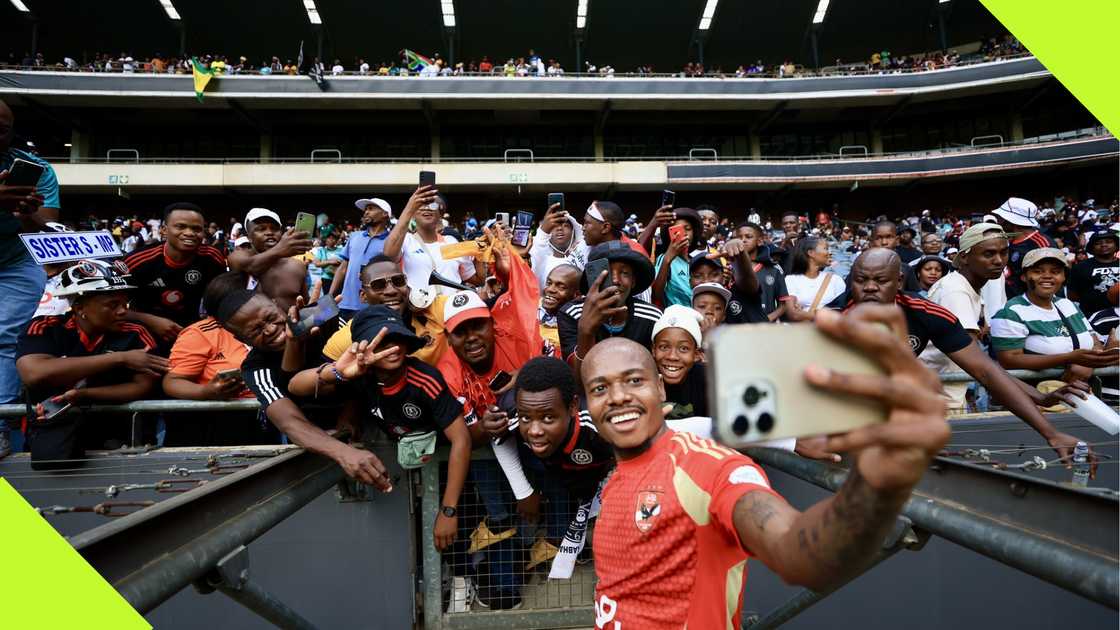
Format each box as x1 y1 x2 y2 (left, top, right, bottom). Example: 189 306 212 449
784 236 844 315
991 248 1114 381
16 259 167 463
913 255 951 296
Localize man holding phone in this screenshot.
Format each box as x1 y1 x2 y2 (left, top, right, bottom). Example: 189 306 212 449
529 194 586 290
582 306 951 630
0 98 61 457
329 197 393 323
228 208 313 283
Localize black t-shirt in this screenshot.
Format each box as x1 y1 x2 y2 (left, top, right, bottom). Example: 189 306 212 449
17 314 156 403
664 364 709 418
1069 257 1119 317
826 291 972 356
556 297 662 358
358 357 463 439
727 262 789 324
242 347 297 410
510 410 614 500
895 246 922 265
124 243 228 327
17 314 157 449
1006 231 1057 298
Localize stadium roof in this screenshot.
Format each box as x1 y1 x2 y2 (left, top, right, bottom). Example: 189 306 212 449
2 0 1003 72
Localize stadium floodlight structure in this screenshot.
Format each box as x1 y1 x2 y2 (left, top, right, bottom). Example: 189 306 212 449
575 0 589 71
157 0 180 20
9 0 30 12
692 0 720 65
302 0 322 25
807 0 831 69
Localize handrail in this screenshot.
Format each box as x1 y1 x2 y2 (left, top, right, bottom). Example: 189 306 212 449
41 127 1112 166
839 145 869 157
971 134 1004 147
688 148 718 160
502 148 533 163
310 149 342 163
0 366 1112 418
0 53 1036 80
106 149 140 163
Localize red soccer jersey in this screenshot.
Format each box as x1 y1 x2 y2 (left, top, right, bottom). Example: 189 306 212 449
592 429 781 630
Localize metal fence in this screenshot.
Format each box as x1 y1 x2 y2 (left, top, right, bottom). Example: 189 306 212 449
1 366 1113 420
419 451 596 630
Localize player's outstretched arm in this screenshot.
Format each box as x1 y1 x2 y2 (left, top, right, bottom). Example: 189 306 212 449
732 305 950 592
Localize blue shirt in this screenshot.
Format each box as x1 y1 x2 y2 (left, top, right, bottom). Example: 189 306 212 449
337 228 389 310
0 149 61 267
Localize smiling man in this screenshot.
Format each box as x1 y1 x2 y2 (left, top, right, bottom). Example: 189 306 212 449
582 310 951 630
833 248 1094 469
539 264 581 356
329 197 393 322
124 202 227 342
228 208 313 283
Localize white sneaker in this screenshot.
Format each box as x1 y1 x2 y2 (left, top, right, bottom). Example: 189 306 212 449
447 576 475 613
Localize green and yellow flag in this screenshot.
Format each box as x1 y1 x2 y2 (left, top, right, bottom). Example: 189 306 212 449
191 57 214 102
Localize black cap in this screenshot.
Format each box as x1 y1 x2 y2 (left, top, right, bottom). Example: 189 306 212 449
689 252 721 271
1087 229 1119 249
583 240 655 295
351 305 425 353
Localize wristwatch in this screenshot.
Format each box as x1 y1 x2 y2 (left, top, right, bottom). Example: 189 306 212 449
441 505 457 517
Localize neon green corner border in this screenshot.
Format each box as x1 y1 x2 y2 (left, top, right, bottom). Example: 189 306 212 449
982 0 1120 135
0 479 150 629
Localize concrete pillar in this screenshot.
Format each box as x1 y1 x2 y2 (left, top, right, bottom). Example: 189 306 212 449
594 126 605 162
1009 111 1024 142
259 134 272 163
69 129 89 163
749 131 761 159
870 128 884 155
430 125 441 162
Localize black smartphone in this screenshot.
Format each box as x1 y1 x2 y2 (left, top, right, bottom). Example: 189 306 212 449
488 370 513 392
290 298 340 338
7 158 45 188
419 170 436 187
584 257 613 291
516 211 534 229
661 190 676 208
547 192 565 212
216 368 242 381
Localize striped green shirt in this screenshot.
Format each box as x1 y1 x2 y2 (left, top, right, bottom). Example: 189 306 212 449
991 295 1095 355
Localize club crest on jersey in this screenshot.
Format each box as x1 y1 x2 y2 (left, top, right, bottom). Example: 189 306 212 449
185 269 202 285
634 489 663 533
402 402 422 419
728 300 742 315
908 335 921 352
570 448 593 465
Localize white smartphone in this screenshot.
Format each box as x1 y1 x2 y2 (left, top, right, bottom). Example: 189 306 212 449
705 323 889 448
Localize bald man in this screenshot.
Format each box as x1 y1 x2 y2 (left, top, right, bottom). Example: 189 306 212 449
0 98 61 457
833 248 1094 468
582 322 949 630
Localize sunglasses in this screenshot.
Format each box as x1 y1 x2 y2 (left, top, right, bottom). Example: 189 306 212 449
363 274 407 292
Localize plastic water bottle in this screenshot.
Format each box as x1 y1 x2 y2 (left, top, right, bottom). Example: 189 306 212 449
1071 441 1090 487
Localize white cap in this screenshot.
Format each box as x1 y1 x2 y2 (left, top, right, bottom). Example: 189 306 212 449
233 236 251 248
692 282 731 305
355 197 392 216
245 207 281 227
992 197 1039 228
652 305 704 348
443 290 491 333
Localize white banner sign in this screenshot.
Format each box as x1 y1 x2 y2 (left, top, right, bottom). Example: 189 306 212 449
20 230 122 265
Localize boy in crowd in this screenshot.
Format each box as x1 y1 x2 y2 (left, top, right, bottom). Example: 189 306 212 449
538 264 581 356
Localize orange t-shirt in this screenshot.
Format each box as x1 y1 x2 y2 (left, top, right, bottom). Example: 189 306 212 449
593 429 781 630
168 317 253 398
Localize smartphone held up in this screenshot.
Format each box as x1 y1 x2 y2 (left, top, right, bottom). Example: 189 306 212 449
705 323 888 448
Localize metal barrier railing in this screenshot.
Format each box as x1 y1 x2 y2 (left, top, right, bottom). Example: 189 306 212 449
310 148 342 163
1 366 1112 419
971 134 1005 147
687 147 718 160
106 148 140 162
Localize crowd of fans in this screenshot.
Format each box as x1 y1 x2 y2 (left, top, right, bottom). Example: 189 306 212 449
1 94 1114 623
3 33 1028 79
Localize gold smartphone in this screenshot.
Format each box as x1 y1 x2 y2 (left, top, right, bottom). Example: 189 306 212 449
704 323 888 448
